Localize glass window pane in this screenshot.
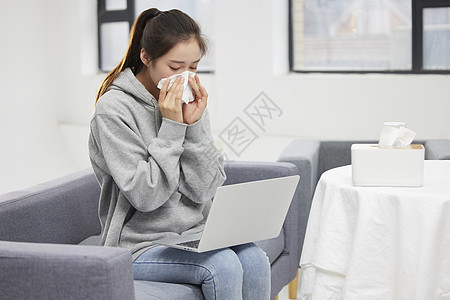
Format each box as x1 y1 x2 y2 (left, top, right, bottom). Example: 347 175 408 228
423 7 450 70
106 0 127 11
293 0 412 71
100 22 130 72
135 0 215 72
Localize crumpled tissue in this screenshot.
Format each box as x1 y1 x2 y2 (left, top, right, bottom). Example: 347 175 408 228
378 122 416 148
157 71 196 104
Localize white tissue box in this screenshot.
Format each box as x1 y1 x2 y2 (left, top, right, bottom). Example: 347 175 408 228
351 144 424 187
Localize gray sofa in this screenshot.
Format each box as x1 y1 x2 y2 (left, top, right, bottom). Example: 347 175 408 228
0 161 301 300
278 138 450 260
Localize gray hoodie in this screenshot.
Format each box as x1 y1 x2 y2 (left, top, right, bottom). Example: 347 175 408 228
88 68 226 260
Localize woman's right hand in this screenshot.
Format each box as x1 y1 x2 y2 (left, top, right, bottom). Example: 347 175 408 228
158 76 184 123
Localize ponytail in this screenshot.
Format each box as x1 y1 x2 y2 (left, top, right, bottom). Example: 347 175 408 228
95 8 161 104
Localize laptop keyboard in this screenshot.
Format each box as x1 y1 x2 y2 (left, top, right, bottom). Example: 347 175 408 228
177 240 200 249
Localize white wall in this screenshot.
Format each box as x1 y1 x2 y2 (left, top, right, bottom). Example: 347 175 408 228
213 0 450 140
1 0 449 193
0 1 77 193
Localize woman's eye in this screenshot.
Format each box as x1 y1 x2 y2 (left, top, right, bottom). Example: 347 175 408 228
189 67 197 71
169 66 180 71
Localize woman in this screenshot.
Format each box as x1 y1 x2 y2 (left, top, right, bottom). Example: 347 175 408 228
89 8 270 300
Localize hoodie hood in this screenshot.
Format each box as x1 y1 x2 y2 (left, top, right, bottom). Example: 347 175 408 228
109 67 158 109
106 68 162 133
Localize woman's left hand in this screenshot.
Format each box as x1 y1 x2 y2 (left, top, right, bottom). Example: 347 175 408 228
183 74 208 125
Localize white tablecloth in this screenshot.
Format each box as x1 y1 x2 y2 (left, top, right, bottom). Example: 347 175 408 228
300 161 450 300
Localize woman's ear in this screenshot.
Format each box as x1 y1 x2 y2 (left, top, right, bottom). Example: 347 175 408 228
140 48 151 67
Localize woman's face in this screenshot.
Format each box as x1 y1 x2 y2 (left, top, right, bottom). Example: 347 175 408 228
149 37 201 85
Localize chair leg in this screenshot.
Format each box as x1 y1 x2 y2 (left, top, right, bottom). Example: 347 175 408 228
288 268 299 299
273 295 279 300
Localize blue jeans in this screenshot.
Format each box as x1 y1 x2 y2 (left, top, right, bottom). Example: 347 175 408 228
133 243 271 300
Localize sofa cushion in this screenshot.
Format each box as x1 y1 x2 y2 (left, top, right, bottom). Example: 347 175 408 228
426 139 450 160
80 232 285 265
255 232 285 264
79 234 102 245
134 281 203 300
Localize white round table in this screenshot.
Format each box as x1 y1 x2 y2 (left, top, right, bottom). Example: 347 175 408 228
300 160 450 300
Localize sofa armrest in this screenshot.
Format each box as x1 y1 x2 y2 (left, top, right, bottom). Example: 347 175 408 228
277 139 321 199
0 241 134 300
425 139 450 160
0 168 101 244
223 161 301 275
277 139 321 255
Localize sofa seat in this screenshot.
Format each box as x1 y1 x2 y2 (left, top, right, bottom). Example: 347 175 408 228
80 229 284 265
116 233 284 300
79 228 285 299
80 230 285 298
134 281 204 300
0 161 301 300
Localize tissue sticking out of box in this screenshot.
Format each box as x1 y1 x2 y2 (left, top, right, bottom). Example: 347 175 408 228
378 122 416 148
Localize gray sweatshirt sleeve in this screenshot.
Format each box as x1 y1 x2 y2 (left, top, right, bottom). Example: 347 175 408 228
90 114 187 212
179 109 227 203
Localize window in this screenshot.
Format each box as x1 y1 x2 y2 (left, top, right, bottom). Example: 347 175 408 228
97 0 215 73
97 0 135 72
422 6 450 70
290 0 450 73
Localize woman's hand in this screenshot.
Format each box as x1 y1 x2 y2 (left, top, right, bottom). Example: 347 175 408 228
158 76 184 123
183 74 208 125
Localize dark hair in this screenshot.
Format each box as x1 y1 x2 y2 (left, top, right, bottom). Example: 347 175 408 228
95 8 207 104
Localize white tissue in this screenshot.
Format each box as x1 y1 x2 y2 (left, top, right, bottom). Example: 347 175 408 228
157 71 196 104
378 122 416 148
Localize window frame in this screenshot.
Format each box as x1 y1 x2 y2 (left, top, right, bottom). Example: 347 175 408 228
289 0 450 74
97 0 135 72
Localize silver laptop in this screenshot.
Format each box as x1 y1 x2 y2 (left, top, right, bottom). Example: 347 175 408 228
154 175 300 253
